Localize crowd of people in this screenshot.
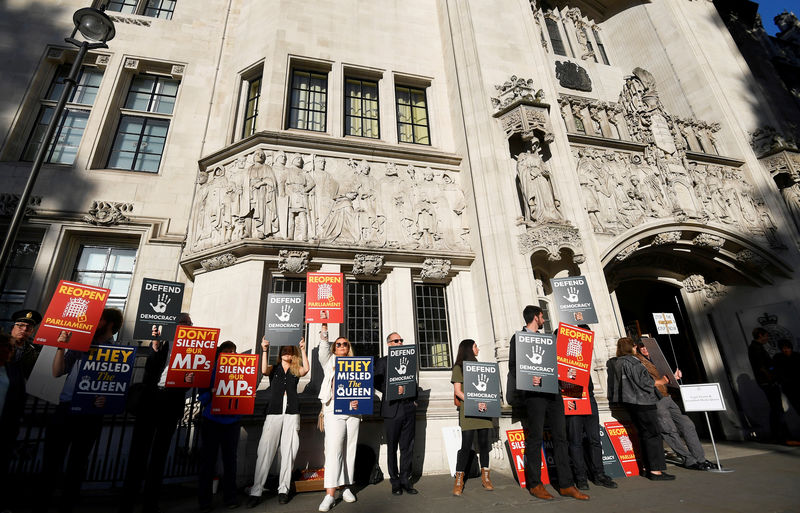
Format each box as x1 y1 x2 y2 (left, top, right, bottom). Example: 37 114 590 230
0 304 798 512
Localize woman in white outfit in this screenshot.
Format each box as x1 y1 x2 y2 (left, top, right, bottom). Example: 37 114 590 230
246 337 309 508
318 324 360 512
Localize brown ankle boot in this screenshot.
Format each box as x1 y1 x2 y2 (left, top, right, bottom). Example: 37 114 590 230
452 471 465 496
481 468 494 491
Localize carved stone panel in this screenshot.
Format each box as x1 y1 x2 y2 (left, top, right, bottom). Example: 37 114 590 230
652 231 682 245
518 223 585 263
200 253 236 272
0 194 41 217
352 254 384 276
615 242 640 261
84 201 133 226
692 233 724 250
555 61 592 92
420 258 451 280
278 250 309 274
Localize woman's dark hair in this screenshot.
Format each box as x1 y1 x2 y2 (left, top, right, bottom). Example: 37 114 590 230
616 337 636 357
454 339 477 368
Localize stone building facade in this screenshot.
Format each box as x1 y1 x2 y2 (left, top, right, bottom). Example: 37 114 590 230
1 0 799 478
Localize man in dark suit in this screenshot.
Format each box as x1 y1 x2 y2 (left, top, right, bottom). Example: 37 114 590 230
374 332 418 496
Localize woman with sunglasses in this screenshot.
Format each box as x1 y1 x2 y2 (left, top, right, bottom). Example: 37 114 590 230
317 324 360 512
246 337 309 508
451 339 494 496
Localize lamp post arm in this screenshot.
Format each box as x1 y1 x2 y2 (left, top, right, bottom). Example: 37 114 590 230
0 38 103 277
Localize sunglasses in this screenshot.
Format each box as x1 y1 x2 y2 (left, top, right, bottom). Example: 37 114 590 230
335 342 350 348
389 338 403 344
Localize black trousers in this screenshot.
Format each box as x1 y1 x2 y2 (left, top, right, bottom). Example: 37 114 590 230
624 403 666 472
522 393 573 489
198 418 239 508
36 402 104 513
761 383 790 442
384 401 416 486
566 399 603 482
120 387 187 511
456 428 491 472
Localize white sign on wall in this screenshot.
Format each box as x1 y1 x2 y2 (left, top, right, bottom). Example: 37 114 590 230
681 383 726 412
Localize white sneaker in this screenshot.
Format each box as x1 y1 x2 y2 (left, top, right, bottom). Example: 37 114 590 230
342 488 357 503
319 494 335 512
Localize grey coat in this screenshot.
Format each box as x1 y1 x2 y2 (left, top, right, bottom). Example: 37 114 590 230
606 354 660 405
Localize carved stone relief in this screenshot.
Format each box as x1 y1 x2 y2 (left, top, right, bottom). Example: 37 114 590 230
615 242 639 261
200 253 236 272
692 233 724 250
278 249 309 274
652 231 682 245
0 194 41 217
555 61 592 92
736 248 768 268
84 201 133 226
518 224 585 263
420 258 451 280
682 274 727 305
188 150 470 254
491 76 545 111
352 254 384 276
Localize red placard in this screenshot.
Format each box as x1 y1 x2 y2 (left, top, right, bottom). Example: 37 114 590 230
165 325 219 388
305 272 344 323
211 353 259 415
556 323 594 388
561 382 592 415
604 421 640 476
505 429 549 487
35 280 111 352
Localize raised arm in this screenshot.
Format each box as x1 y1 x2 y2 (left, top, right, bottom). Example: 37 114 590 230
261 337 273 375
317 323 332 366
298 337 310 377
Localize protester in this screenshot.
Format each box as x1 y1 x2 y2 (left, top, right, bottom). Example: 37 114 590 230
317 324 360 512
246 336 310 508
606 337 674 481
0 333 26 512
773 339 800 417
119 312 194 513
450 338 494 496
198 341 241 512
35 307 124 513
748 328 798 445
507 305 589 500
635 342 713 470
8 309 42 379
374 332 418 496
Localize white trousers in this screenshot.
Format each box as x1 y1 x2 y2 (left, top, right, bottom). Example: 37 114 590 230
249 413 300 496
323 412 360 489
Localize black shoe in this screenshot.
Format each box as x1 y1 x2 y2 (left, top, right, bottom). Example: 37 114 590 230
703 460 718 470
593 475 618 489
576 480 590 491
685 462 704 470
403 486 419 495
392 486 403 496
278 493 289 504
646 472 676 481
245 495 261 508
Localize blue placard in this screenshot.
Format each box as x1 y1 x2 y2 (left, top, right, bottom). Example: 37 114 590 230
333 356 374 415
71 344 137 414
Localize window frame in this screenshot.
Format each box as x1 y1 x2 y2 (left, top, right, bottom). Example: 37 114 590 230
343 76 380 139
395 83 431 146
0 236 44 331
286 68 329 133
104 0 176 20
413 283 453 370
241 74 262 139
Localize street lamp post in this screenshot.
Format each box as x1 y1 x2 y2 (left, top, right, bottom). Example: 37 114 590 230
0 7 115 277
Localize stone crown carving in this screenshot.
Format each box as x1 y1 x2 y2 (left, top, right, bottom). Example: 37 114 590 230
84 201 133 226
278 250 309 274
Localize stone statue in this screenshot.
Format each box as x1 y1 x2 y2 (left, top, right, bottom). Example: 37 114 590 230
577 150 606 231
780 179 800 231
516 141 562 223
412 168 441 248
351 159 381 245
380 162 410 248
248 150 279 239
192 171 214 250
320 169 359 245
285 154 315 241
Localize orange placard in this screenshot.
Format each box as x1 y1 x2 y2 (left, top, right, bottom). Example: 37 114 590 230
556 323 594 388
211 353 259 415
165 325 219 388
604 421 640 476
35 280 110 351
305 272 344 323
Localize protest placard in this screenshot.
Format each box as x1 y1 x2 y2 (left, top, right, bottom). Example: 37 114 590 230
505 429 550 487
387 345 417 401
463 361 501 418
165 325 219 388
561 382 591 415
515 331 558 394
604 421 640 476
640 337 678 388
265 293 305 346
550 276 598 324
556 323 594 388
652 312 679 334
334 356 373 414
211 353 259 415
305 272 344 323
71 344 137 414
133 278 185 341
598 426 627 479
35 280 110 352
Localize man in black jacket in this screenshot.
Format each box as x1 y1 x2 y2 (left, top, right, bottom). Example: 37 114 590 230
374 332 418 496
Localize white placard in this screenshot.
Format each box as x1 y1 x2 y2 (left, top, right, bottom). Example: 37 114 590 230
652 313 679 335
442 426 462 476
680 383 726 412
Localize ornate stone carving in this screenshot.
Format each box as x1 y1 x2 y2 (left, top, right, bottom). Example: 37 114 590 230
420 258 451 280
750 126 798 157
516 141 563 224
352 254 384 276
736 249 768 268
123 57 140 70
559 95 626 140
565 8 595 60
277 249 309 274
200 253 236 272
682 274 728 304
518 223 585 263
84 201 133 226
490 76 545 111
615 242 640 261
0 194 41 217
692 233 724 250
108 15 152 27
555 61 592 92
652 231 682 245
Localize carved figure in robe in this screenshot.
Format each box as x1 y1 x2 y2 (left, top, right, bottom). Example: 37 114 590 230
660 154 700 220
638 155 668 217
780 180 800 231
412 169 440 248
516 142 562 223
351 159 381 245
441 173 470 248
309 155 337 239
734 178 762 231
249 150 279 239
380 162 408 248
690 165 714 222
192 171 214 250
577 150 605 231
320 172 359 245
705 165 732 223
285 154 315 241
209 170 234 245
619 174 646 227
756 199 783 248
273 151 288 196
